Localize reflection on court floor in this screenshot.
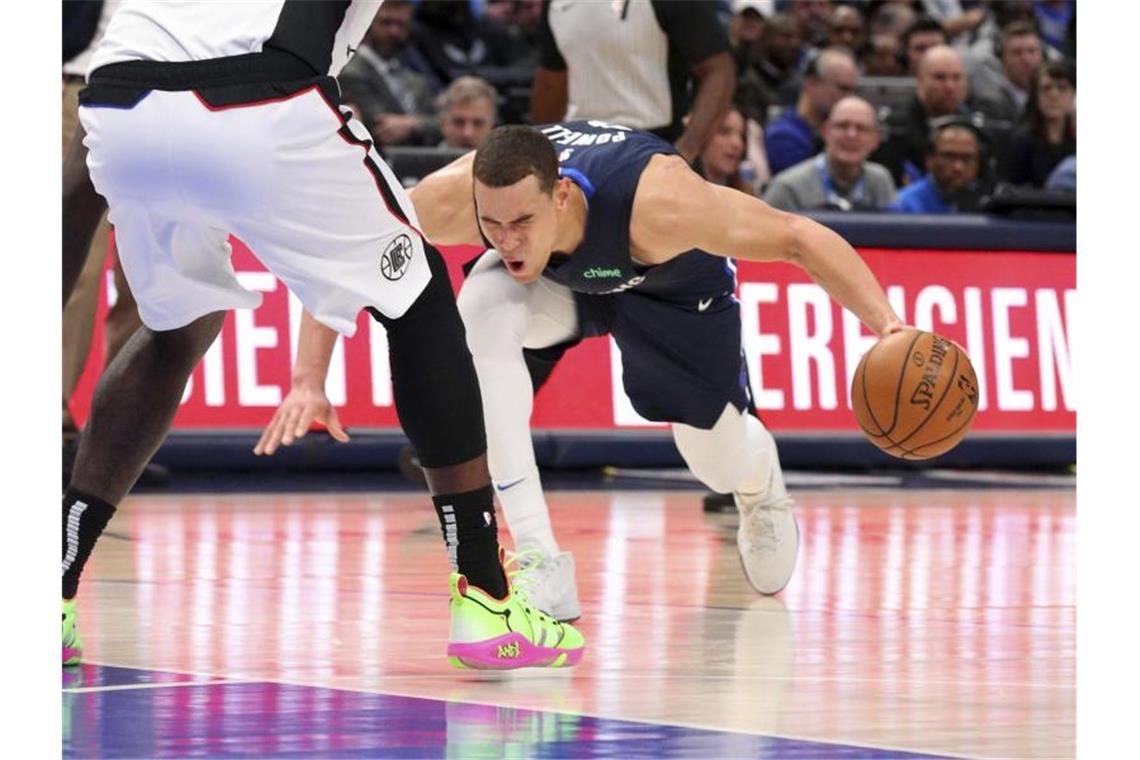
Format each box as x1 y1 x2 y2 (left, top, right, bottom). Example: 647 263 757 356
64 488 1074 759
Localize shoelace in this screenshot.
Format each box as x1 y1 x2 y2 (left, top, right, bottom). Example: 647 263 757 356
502 547 562 631
742 504 785 554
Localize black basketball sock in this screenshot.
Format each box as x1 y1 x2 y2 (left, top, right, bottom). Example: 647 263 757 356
432 485 507 598
62 488 117 599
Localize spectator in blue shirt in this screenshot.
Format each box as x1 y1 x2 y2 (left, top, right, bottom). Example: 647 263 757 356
764 47 858 175
891 120 983 213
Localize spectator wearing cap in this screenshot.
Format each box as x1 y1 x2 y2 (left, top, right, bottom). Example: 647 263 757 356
763 47 859 175
764 95 896 211
729 0 772 53
967 20 1044 124
1001 60 1075 188
873 44 1000 185
890 120 984 213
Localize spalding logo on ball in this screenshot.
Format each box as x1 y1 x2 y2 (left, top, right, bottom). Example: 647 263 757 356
851 329 979 460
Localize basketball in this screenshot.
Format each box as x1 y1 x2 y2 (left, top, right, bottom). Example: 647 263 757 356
851 329 980 460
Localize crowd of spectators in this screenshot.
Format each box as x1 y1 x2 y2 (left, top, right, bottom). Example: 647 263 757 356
333 0 1075 215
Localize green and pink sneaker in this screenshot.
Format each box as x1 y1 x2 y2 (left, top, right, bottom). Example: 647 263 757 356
446 572 585 670
62 599 83 667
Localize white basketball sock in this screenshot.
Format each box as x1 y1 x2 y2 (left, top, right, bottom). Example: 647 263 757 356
494 469 560 557
457 251 576 560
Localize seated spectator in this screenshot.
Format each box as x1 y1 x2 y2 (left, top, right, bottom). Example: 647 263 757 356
764 96 896 211
967 20 1044 124
901 15 948 76
1001 60 1075 188
890 119 984 213
916 0 986 41
694 105 757 196
764 47 858 175
736 12 806 120
827 5 867 55
869 2 917 39
873 44 999 185
483 0 543 68
792 0 836 49
438 76 498 149
338 0 440 147
411 0 527 88
1034 0 1074 56
1044 154 1075 193
964 0 1036 64
729 0 772 54
861 33 906 76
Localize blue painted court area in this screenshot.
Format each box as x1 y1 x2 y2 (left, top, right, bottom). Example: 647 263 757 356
65 665 952 759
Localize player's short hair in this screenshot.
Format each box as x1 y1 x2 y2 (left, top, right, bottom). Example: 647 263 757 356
473 125 559 194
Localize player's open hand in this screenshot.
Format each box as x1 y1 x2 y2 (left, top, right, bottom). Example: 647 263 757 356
253 384 349 456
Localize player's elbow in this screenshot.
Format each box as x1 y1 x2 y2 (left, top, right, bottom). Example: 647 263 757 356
761 209 807 265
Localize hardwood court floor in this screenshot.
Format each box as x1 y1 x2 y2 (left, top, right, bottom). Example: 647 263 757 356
66 487 1074 759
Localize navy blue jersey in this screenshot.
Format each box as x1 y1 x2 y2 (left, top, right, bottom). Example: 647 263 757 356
537 121 737 303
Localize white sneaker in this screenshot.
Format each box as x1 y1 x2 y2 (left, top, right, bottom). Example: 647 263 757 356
507 548 582 622
736 493 799 595
735 424 800 595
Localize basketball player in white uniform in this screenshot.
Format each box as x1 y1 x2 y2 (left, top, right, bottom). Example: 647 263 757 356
62 1 585 672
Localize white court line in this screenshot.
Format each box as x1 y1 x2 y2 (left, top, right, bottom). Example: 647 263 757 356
64 677 241 694
71 659 985 760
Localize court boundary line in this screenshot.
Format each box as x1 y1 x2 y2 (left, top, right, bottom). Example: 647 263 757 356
70 659 988 760
64 677 243 694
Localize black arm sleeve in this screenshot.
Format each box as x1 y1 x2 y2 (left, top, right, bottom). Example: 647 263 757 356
536 0 567 70
649 0 730 67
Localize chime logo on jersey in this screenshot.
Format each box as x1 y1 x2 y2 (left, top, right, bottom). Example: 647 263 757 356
380 234 413 281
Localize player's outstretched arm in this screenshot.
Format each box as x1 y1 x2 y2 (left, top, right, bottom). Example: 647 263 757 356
634 156 906 338
254 310 348 455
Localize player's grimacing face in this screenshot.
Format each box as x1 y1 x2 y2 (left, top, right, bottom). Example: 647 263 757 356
474 175 560 283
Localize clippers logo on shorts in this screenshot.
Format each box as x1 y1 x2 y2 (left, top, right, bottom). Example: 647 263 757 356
381 235 413 281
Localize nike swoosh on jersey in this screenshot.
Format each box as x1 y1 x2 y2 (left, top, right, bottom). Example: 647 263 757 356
496 477 526 492
698 298 713 312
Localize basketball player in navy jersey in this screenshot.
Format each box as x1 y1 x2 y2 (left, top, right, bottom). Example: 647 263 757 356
259 121 908 619
61 1 583 671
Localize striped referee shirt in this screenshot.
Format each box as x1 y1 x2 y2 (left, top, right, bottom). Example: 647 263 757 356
538 0 729 141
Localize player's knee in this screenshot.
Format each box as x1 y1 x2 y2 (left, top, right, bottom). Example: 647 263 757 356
457 271 525 360
685 453 750 495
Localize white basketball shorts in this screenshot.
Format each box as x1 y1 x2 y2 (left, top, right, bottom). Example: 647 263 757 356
79 82 430 336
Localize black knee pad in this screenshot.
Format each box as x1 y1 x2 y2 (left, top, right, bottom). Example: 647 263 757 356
368 245 486 468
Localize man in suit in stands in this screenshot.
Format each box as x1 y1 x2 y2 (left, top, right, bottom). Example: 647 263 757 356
338 0 441 147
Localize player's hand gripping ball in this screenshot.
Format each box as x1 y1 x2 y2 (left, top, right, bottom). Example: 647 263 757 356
851 329 980 459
